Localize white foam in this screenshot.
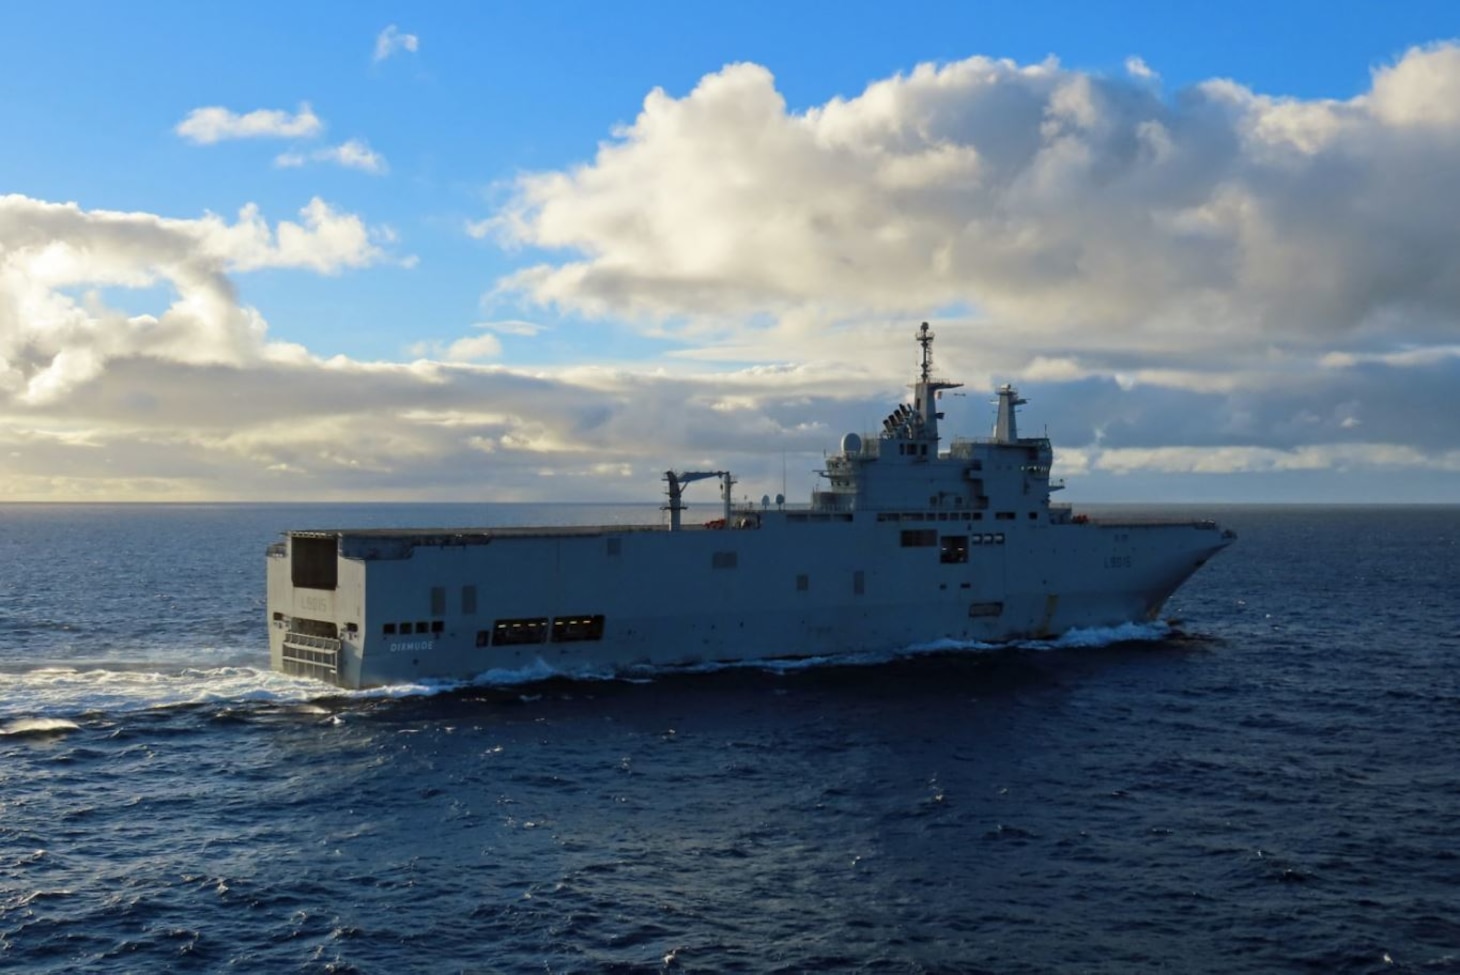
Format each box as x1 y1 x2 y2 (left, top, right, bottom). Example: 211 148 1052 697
0 717 81 736
1024 620 1172 649
0 666 329 722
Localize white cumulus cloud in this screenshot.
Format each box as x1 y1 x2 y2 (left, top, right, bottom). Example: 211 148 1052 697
374 24 419 63
275 138 388 174
175 102 323 144
1125 56 1157 80
492 45 1460 369
0 194 393 404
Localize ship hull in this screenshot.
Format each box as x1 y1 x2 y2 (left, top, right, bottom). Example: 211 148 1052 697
267 514 1232 689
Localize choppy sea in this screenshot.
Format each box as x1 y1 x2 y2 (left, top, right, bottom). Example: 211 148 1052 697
2 503 1458 974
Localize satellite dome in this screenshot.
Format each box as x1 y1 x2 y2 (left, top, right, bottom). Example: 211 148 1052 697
841 433 863 454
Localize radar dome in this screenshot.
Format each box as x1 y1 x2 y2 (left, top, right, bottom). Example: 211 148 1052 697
841 433 863 454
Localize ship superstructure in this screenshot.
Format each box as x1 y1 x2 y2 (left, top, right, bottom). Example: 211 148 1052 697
267 324 1234 688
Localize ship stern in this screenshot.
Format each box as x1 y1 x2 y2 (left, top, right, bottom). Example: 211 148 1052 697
266 533 366 688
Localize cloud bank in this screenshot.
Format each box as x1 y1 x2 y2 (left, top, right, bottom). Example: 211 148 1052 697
10 45 1460 501
471 43 1460 501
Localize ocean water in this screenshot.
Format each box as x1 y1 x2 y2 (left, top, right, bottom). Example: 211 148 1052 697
1 503 1458 974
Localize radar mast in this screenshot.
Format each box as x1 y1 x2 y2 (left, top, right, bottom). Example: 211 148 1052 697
911 322 963 445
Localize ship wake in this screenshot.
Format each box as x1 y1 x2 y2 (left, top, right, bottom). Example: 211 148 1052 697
2 622 1181 725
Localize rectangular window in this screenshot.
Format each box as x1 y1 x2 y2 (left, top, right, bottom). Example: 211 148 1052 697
551 614 606 643
492 617 548 645
383 622 397 635
430 620 444 634
969 601 1004 618
462 585 477 615
415 621 430 634
900 529 937 547
996 511 1016 521
711 551 738 569
940 535 969 564
430 586 446 616
398 621 411 634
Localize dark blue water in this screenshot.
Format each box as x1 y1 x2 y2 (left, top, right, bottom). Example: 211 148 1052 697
2 504 1458 973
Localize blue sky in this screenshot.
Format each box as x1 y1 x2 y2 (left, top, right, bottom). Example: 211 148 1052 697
4 2 1460 501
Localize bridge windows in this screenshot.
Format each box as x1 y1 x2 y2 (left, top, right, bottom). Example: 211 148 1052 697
939 536 969 563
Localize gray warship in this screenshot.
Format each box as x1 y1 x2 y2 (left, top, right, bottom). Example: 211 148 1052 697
267 325 1234 688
